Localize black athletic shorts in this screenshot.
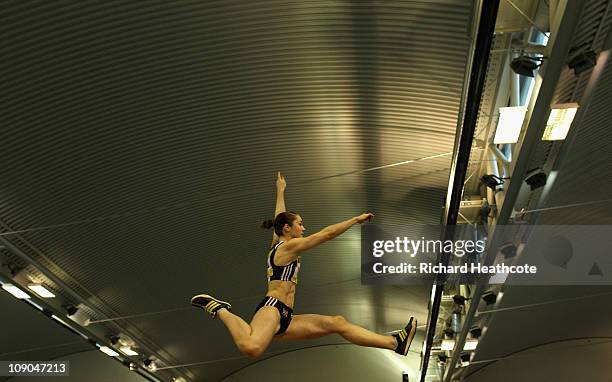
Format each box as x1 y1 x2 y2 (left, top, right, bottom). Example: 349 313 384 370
254 296 294 335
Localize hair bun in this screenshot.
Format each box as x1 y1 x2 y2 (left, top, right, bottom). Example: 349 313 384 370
260 219 274 230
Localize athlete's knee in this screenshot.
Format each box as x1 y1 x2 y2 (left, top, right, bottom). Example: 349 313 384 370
237 339 265 359
329 315 348 333
244 346 265 359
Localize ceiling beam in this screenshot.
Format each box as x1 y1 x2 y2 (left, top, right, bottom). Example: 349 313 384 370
442 1 586 380
419 0 500 380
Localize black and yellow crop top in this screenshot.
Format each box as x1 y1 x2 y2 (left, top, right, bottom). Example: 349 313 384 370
266 241 301 285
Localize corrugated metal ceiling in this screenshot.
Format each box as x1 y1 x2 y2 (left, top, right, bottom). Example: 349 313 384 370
1 1 475 381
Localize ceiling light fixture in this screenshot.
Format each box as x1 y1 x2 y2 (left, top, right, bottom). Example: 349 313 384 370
98 346 119 357
464 339 479 351
120 346 138 356
27 283 55 298
1 283 31 299
542 103 579 141
493 106 528 144
441 339 455 351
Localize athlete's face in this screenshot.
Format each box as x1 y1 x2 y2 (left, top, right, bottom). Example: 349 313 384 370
289 215 305 238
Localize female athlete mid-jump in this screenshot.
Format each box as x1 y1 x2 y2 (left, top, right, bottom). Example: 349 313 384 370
191 172 417 359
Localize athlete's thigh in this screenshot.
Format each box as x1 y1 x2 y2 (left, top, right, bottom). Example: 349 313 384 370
275 314 335 341
249 306 281 346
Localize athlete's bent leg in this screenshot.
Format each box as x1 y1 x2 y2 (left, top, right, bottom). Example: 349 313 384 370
276 314 396 350
218 306 280 358
217 309 252 344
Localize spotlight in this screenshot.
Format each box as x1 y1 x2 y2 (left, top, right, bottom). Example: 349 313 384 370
568 50 597 75
123 360 137 371
479 201 491 222
437 354 448 364
499 242 517 259
510 56 541 77
460 352 471 367
144 359 157 372
64 304 78 316
480 175 505 190
65 303 91 326
109 334 137 355
482 290 497 305
469 326 482 339
443 329 454 339
524 168 547 191
453 295 467 306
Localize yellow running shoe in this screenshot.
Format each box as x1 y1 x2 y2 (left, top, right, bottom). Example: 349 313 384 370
393 317 417 356
190 294 231 319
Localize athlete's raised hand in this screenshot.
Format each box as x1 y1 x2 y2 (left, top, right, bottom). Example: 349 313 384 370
276 171 286 191
355 213 375 224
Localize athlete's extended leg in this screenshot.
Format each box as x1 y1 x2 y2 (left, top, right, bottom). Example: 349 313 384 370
276 314 396 349
217 307 280 358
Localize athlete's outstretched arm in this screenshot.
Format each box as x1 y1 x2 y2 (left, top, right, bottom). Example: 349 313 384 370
272 171 286 246
282 213 374 255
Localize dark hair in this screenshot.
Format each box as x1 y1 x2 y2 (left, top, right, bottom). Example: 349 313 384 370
260 211 299 237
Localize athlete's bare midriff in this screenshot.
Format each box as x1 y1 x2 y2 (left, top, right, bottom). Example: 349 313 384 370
266 280 296 308
265 241 298 308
